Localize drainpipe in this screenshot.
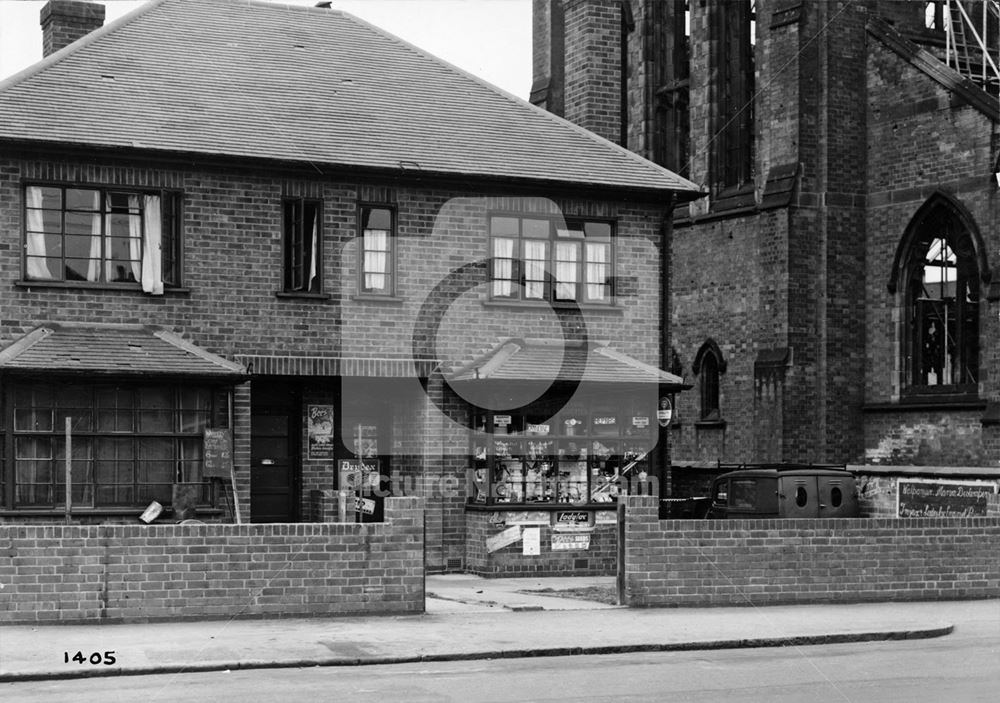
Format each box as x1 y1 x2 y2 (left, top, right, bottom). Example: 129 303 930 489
658 195 675 501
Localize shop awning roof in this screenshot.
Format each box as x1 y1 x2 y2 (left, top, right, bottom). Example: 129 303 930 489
448 338 690 389
0 323 247 379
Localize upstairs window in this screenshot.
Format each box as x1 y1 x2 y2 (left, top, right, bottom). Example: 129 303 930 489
489 216 614 304
24 185 181 293
359 206 395 295
282 198 322 294
713 0 755 192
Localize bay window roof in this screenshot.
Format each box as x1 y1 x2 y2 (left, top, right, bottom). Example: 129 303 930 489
448 338 690 389
0 323 247 379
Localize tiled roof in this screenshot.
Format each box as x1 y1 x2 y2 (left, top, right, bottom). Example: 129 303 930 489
0 0 704 199
0 323 247 378
448 338 689 388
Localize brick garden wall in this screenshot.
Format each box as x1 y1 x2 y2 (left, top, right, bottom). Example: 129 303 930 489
0 497 424 624
622 496 1000 607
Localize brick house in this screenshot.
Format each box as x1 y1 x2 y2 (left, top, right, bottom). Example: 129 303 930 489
0 0 700 573
533 0 1000 507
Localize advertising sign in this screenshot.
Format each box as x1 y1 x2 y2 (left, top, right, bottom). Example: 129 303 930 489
555 510 590 526
552 533 590 551
656 397 673 427
522 527 541 555
486 525 523 553
897 479 997 517
307 405 334 459
595 510 618 524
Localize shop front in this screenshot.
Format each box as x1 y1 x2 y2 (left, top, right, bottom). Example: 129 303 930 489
449 338 687 576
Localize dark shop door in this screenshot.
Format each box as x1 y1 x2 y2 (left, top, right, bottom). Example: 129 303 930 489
250 383 299 522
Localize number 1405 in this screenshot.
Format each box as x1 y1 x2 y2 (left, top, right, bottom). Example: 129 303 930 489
64 651 116 665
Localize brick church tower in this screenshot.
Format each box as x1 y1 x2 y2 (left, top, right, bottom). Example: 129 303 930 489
534 1 1000 497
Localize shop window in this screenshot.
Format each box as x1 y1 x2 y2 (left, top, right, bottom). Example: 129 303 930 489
23 184 181 293
693 339 726 422
359 205 395 295
489 215 614 304
282 198 322 294
469 396 654 507
4 383 229 510
892 194 984 396
712 0 755 193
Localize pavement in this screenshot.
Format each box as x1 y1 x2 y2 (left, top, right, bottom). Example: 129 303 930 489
1 574 994 683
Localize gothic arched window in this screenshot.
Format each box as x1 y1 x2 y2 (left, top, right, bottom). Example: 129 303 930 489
890 194 987 396
693 339 726 421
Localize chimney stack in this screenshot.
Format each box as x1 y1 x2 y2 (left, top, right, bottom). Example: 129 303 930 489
40 0 106 58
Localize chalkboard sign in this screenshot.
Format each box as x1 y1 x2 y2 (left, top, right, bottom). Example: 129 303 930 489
897 479 997 517
203 428 234 479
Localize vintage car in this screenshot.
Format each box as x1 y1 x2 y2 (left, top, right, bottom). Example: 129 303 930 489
706 464 859 519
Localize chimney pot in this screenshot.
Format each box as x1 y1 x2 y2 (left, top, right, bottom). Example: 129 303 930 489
40 0 106 58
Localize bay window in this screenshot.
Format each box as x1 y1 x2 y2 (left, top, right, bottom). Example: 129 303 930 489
5 382 229 510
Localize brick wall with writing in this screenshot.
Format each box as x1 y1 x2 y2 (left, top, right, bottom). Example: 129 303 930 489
622 496 1000 607
855 472 1000 519
0 497 424 624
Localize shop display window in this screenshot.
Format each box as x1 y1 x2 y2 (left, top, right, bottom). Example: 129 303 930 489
469 397 657 507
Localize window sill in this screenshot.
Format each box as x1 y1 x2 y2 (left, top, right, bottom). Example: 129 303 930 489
481 299 623 313
865 397 985 413
694 419 727 429
351 294 405 304
16 280 190 295
275 291 331 301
